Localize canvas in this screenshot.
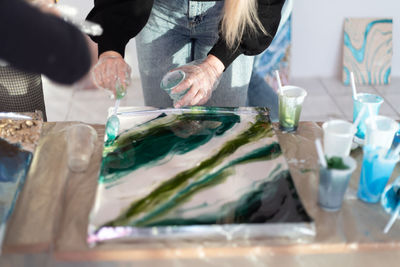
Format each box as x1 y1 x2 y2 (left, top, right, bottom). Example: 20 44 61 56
0 112 42 251
88 107 313 244
343 18 393 85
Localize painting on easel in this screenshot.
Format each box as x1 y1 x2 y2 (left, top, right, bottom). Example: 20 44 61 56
88 107 313 244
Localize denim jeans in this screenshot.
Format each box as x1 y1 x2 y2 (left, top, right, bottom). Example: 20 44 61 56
135 0 254 108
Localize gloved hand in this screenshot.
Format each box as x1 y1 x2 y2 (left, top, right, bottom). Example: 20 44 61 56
91 51 131 99
171 55 224 108
31 0 61 16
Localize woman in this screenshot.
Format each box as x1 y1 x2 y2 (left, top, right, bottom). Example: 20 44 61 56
88 0 285 108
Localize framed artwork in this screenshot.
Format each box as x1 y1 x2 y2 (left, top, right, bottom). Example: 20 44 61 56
343 18 393 85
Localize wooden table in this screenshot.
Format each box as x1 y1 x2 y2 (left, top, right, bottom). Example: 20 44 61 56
1 121 400 266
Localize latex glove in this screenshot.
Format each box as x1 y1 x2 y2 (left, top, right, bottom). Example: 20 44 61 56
91 51 131 99
30 0 60 16
172 55 224 108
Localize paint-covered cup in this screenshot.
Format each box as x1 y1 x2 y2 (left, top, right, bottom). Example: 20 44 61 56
318 156 357 211
365 115 399 149
353 93 383 139
358 145 399 203
278 86 307 132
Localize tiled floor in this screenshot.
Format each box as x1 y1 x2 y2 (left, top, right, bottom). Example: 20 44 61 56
42 76 400 123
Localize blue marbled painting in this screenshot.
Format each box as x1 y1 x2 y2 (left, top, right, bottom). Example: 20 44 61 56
343 18 393 85
253 14 292 91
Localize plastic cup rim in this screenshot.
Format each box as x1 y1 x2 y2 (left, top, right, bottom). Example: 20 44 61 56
322 120 356 137
364 145 400 163
365 115 399 132
354 93 384 104
160 70 185 89
280 85 307 98
323 156 357 174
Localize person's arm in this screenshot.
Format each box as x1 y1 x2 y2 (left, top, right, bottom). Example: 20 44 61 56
208 0 285 70
86 0 154 57
0 0 92 85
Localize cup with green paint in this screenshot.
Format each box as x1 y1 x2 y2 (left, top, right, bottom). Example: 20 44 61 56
278 86 307 132
318 156 357 211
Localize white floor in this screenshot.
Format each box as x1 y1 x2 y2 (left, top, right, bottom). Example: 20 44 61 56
42 76 400 123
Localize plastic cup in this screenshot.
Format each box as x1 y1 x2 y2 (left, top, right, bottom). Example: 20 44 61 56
353 93 383 139
278 86 307 132
322 120 356 158
357 145 399 203
66 124 98 172
318 156 357 211
160 70 189 103
365 115 399 149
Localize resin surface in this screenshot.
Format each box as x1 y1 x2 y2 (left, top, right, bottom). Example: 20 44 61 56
89 107 312 243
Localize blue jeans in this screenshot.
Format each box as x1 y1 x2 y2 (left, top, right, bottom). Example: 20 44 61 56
247 71 279 121
136 0 254 108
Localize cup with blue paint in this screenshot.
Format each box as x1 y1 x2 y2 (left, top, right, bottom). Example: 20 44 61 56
353 93 384 139
364 115 399 149
357 145 399 203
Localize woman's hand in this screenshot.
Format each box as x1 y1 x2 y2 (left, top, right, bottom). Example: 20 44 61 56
171 55 224 108
91 51 132 98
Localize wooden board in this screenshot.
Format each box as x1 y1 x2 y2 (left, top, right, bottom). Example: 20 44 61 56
2 123 104 253
3 121 400 261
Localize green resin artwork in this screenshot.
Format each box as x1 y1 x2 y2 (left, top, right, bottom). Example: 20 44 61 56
88 107 313 244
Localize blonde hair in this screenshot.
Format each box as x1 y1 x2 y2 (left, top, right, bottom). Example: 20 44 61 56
221 0 268 49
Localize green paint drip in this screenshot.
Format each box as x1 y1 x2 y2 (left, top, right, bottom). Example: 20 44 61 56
144 169 292 226
101 115 275 228
132 143 282 226
100 113 241 184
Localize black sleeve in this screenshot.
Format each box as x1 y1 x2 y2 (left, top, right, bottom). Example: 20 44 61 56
86 0 154 57
0 0 91 85
209 0 285 69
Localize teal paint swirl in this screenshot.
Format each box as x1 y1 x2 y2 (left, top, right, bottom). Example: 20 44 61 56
384 67 391 83
343 66 350 85
344 19 392 63
142 168 311 226
343 19 392 85
100 112 241 184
